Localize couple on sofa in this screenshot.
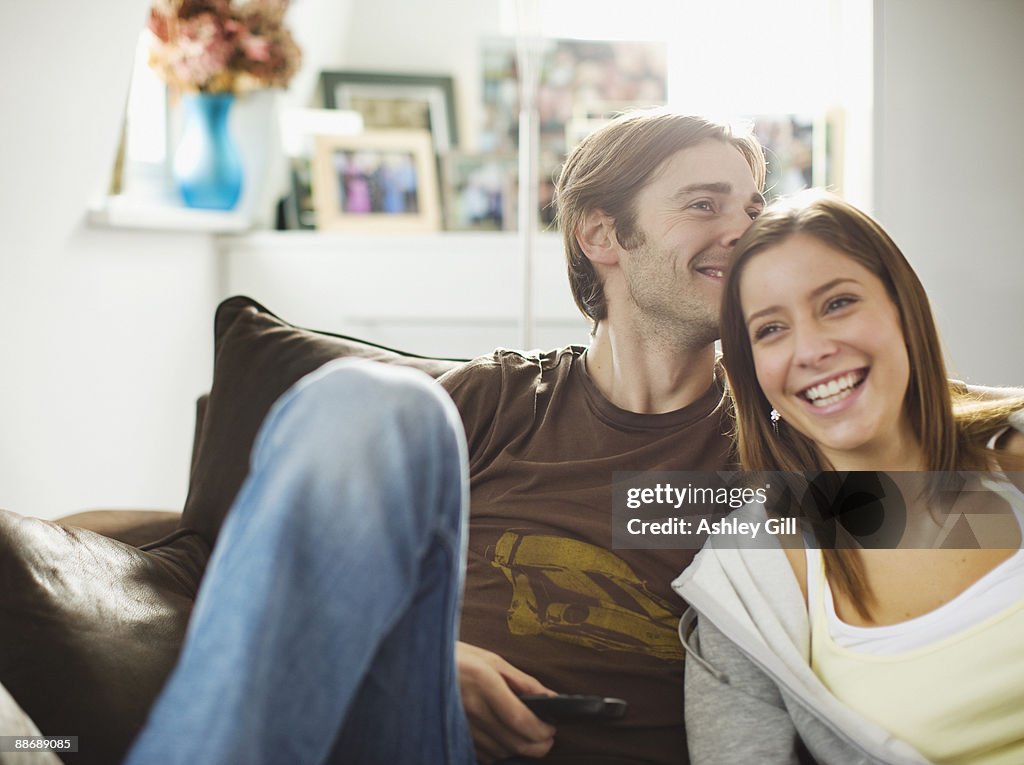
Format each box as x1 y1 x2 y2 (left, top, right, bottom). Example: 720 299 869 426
74 109 1024 764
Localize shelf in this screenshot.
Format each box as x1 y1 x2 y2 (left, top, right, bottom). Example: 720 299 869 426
216 228 561 251
87 195 254 234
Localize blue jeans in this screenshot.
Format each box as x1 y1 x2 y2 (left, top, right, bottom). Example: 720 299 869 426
125 359 474 765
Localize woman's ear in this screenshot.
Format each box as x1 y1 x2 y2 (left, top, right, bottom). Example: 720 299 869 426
576 209 620 265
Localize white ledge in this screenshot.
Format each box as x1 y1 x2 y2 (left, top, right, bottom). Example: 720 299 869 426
87 195 254 234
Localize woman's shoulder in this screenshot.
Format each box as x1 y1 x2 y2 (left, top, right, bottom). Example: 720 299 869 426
680 503 810 608
730 504 810 598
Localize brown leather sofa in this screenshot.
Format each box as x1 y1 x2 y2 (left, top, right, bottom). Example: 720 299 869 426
57 510 182 548
0 296 464 764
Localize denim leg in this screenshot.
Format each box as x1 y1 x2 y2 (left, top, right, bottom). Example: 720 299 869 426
125 358 473 765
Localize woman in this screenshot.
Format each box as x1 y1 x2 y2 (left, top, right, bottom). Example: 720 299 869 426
674 192 1024 765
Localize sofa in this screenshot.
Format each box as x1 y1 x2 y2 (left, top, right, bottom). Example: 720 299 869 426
0 296 465 765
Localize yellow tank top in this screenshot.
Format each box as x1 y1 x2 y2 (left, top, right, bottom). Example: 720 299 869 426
809 546 1024 764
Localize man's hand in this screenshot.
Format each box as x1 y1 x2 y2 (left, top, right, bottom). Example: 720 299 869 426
456 641 557 763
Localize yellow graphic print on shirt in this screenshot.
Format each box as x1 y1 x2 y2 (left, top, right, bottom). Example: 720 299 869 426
489 531 683 661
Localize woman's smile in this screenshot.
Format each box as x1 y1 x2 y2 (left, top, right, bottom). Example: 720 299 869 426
795 367 868 410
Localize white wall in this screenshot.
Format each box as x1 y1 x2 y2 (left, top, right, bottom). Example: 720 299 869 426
873 0 1024 385
0 0 220 518
220 232 589 360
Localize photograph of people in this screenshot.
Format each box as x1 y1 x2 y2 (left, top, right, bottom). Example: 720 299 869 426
675 192 1024 765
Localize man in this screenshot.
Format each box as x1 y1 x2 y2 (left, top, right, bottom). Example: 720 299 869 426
451 114 1017 764
124 110 766 765
445 110 765 763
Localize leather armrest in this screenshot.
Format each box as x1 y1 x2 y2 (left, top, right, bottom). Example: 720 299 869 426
57 510 182 548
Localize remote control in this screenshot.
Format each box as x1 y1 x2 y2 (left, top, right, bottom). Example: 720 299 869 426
518 694 628 723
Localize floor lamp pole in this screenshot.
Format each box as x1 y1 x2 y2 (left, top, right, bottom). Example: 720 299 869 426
515 1 541 350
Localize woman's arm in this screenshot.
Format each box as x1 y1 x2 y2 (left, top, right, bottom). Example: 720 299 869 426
684 616 806 764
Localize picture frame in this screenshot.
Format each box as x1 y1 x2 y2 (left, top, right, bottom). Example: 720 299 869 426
746 113 827 201
319 71 458 154
312 129 440 233
479 38 666 229
441 152 517 231
480 38 667 160
283 157 316 230
278 107 364 229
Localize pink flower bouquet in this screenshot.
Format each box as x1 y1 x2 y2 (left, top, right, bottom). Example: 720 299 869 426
148 0 302 93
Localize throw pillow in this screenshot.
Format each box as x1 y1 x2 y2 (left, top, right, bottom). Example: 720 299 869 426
180 295 465 548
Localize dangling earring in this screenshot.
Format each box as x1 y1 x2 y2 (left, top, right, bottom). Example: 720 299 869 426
769 408 781 435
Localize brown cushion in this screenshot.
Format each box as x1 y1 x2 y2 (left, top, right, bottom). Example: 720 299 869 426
181 295 465 548
0 510 208 765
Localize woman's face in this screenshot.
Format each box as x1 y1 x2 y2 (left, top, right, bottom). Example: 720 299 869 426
739 233 915 466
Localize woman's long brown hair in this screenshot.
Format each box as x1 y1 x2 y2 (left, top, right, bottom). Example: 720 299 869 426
720 191 1023 618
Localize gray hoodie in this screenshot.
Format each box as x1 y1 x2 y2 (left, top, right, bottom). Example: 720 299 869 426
671 506 932 765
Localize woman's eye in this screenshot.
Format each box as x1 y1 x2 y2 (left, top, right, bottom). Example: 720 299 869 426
754 323 782 341
747 208 762 220
690 200 714 212
825 296 857 313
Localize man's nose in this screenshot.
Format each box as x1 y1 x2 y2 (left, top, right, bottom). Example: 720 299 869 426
720 208 756 250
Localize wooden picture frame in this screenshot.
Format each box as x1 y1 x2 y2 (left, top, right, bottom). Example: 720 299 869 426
312 130 440 232
319 71 458 153
278 107 364 229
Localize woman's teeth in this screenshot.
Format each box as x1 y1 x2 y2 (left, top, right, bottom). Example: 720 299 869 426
801 371 865 407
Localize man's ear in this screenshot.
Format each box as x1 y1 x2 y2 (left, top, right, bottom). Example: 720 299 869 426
576 209 620 265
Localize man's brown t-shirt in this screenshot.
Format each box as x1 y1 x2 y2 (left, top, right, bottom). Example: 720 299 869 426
441 347 734 765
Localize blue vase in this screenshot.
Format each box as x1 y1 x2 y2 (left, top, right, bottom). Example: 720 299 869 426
173 92 243 210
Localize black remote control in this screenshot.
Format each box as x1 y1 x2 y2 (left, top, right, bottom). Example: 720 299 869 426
518 694 628 723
